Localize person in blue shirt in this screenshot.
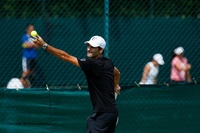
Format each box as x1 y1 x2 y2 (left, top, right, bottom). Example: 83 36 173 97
21 24 38 86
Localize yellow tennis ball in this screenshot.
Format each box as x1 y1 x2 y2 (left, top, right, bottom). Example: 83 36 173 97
31 30 38 37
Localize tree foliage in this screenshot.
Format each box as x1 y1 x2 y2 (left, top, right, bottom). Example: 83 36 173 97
0 0 198 18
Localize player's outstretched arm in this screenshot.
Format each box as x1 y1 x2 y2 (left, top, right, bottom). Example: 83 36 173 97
33 35 80 67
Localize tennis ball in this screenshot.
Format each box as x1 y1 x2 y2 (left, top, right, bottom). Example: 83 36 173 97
31 30 38 37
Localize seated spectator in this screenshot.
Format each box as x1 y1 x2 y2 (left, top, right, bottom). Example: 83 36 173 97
139 53 164 85
7 78 31 89
170 46 192 83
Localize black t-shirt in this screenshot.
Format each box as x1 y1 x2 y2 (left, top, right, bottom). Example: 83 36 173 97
78 57 118 113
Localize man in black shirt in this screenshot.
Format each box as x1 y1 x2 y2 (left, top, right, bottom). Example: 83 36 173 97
33 35 121 133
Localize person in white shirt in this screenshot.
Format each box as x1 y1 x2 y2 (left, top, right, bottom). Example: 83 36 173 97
140 53 165 85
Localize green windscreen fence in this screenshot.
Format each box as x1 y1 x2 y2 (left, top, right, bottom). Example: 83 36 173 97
1 83 200 133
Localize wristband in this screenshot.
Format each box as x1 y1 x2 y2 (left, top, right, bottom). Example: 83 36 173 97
42 43 48 49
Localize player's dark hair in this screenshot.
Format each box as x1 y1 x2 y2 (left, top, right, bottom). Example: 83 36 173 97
98 47 104 54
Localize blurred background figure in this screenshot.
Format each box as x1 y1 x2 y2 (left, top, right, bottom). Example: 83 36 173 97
7 78 31 89
170 46 192 83
21 24 38 86
139 53 164 85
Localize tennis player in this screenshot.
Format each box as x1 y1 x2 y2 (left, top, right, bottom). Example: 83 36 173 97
33 35 120 133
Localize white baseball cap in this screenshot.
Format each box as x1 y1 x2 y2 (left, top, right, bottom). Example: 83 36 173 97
84 35 106 49
174 46 184 55
153 53 164 65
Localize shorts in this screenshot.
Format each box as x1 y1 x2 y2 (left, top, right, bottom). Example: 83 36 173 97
86 112 118 133
22 57 36 72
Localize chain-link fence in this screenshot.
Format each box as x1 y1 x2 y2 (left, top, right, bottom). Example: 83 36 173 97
1 0 200 133
0 0 199 88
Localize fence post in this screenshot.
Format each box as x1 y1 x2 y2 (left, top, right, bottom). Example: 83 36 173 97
104 0 109 57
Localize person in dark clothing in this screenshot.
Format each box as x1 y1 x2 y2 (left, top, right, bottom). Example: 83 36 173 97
33 35 121 133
